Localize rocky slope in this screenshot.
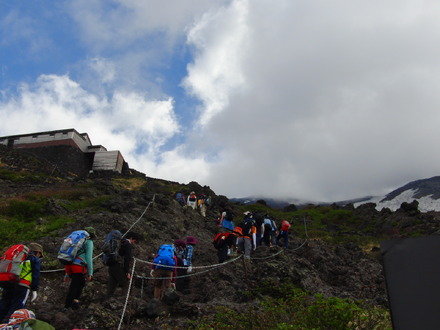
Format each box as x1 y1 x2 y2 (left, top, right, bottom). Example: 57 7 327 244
1 145 438 329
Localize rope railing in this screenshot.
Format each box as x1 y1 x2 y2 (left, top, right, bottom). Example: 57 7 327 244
40 194 156 273
118 258 137 330
116 216 310 328
37 192 310 330
134 254 243 280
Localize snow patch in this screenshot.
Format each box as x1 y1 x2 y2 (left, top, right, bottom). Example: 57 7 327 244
355 189 440 212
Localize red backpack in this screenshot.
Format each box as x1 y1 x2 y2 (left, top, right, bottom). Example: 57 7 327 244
0 244 29 283
213 233 230 249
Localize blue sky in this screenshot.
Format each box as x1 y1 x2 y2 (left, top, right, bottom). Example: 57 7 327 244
2 0 440 203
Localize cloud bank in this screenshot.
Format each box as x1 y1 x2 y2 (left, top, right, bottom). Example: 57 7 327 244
2 0 440 202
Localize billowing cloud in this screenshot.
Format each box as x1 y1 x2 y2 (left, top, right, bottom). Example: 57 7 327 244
0 74 183 174
3 0 440 202
182 0 440 201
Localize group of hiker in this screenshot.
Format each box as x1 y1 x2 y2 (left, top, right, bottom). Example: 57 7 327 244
0 192 293 327
213 210 292 262
175 192 210 217
0 225 200 327
0 243 53 329
150 236 197 300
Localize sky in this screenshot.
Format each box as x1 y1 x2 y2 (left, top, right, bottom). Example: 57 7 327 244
2 0 440 203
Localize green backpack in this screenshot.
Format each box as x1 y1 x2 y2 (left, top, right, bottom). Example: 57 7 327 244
19 319 55 330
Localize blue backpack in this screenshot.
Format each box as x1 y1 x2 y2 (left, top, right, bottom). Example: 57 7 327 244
176 193 186 206
153 244 176 270
57 230 89 265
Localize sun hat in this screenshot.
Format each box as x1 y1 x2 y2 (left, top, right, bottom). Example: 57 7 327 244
28 243 44 258
174 239 186 248
186 236 198 245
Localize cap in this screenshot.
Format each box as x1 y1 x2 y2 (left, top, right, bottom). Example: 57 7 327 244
28 243 44 258
85 227 97 237
186 236 198 245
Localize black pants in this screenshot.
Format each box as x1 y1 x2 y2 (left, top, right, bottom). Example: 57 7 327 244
0 283 29 323
107 262 127 297
217 246 229 263
65 273 85 308
175 258 190 293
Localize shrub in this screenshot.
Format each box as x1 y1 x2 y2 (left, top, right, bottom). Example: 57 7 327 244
187 283 391 329
4 199 46 221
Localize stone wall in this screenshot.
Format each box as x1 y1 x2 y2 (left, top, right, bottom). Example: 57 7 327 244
21 145 94 177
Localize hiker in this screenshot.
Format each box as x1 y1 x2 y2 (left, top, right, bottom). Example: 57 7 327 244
105 231 140 298
235 212 257 259
63 226 96 310
0 308 55 330
175 236 197 293
219 209 235 231
0 243 43 323
175 193 186 207
187 192 197 209
0 308 35 329
150 244 178 300
253 212 265 246
213 232 237 263
276 220 291 248
262 215 277 247
197 194 208 217
173 239 187 294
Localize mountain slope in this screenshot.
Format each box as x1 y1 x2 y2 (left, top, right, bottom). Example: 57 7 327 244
0 145 399 329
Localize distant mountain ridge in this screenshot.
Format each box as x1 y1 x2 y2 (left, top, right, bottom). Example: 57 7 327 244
233 176 440 212
355 176 440 212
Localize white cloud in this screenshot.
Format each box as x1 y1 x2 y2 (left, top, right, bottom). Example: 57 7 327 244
4 0 440 202
181 0 440 200
0 74 183 171
183 0 250 126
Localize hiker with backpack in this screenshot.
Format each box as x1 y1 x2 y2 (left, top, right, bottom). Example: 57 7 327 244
173 236 197 294
213 231 237 263
276 220 291 248
150 244 178 300
175 193 186 207
262 215 277 247
173 239 187 294
181 236 197 293
187 192 197 209
252 212 265 247
235 212 257 259
0 308 55 330
197 194 208 217
0 243 43 323
60 226 96 310
104 231 141 298
219 209 235 231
